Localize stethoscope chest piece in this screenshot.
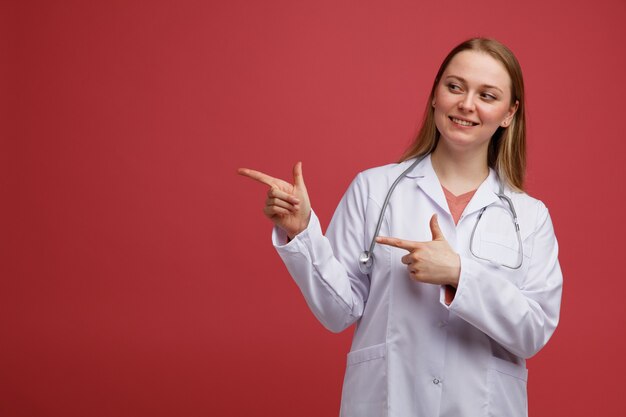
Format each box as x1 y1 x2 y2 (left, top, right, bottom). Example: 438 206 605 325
358 251 373 274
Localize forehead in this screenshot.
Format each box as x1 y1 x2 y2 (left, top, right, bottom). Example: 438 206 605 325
442 50 511 91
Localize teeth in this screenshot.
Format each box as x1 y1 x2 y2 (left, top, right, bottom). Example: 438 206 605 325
451 117 475 126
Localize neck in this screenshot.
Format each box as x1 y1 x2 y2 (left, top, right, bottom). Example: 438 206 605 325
430 143 489 195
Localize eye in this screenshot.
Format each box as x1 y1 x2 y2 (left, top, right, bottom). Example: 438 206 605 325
481 92 498 101
447 83 462 93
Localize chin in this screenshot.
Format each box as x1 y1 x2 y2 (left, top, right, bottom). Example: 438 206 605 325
439 133 490 151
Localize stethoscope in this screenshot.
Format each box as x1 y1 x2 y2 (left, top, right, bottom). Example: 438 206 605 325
358 155 524 274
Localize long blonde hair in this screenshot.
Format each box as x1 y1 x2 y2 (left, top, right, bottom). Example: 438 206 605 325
400 38 527 191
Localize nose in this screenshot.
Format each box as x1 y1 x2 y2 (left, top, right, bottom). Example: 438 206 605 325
458 93 476 112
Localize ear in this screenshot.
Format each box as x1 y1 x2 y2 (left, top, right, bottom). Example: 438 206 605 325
501 99 519 127
432 98 436 107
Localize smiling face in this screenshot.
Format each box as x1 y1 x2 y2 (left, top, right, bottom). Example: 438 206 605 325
433 50 518 154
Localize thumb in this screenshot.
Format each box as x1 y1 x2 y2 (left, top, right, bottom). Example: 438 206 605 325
430 214 445 241
293 161 305 187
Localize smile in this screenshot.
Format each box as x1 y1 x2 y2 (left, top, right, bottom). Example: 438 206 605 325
449 116 478 127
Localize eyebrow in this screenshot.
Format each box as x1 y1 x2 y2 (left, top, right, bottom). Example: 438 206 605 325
445 75 504 94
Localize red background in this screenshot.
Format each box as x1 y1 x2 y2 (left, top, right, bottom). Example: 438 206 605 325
2 1 625 416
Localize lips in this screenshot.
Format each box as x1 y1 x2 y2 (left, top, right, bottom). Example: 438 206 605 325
449 116 478 127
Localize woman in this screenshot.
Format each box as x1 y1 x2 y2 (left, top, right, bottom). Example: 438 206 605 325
239 38 562 417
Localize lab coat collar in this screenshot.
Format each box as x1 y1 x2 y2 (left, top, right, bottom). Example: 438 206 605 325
404 154 501 217
462 169 501 217
404 155 448 214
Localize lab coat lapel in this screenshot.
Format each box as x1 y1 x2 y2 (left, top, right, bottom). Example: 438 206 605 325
462 169 500 217
406 155 450 215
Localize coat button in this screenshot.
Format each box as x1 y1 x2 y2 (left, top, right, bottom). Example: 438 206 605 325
433 378 440 385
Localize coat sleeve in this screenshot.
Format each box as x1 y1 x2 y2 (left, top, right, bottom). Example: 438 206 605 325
445 202 563 359
272 174 371 333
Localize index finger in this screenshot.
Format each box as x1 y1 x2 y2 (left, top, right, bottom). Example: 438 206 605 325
375 236 419 251
238 168 280 187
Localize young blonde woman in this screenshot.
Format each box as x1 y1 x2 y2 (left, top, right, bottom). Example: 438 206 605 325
240 38 562 417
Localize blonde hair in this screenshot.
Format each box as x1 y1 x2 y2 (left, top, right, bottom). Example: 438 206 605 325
400 38 526 191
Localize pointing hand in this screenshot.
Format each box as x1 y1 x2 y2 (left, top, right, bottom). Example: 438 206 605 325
238 162 311 239
375 214 461 286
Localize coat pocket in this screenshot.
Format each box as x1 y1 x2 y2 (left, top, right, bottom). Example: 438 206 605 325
340 343 387 417
479 231 524 268
487 357 528 417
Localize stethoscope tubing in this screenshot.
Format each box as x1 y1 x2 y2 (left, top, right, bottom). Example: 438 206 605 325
359 156 425 271
358 155 523 274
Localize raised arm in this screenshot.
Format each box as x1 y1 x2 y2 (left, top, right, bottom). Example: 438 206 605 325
240 164 371 333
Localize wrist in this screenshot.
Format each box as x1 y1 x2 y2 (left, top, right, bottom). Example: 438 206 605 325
449 255 461 287
287 212 311 240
